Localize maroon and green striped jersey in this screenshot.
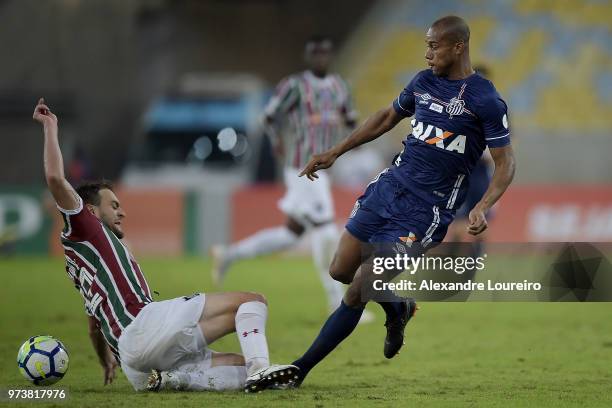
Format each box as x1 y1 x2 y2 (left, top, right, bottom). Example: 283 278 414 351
265 70 357 169
59 197 152 358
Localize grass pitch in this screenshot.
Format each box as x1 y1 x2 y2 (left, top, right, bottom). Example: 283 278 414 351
1 256 611 407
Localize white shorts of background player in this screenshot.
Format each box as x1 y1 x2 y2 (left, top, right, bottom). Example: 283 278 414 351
278 166 335 226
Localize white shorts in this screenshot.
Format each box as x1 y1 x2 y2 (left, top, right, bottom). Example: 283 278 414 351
278 166 335 225
118 294 212 390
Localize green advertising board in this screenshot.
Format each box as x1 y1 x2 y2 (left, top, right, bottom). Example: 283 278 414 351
0 186 52 254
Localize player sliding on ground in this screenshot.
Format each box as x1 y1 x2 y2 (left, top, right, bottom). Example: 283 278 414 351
33 99 299 393
291 16 516 386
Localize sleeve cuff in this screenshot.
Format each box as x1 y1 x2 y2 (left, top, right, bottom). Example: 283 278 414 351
393 98 413 117
57 194 83 215
486 133 511 148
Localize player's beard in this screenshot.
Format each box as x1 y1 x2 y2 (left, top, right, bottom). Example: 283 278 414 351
429 57 452 77
431 64 448 77
111 226 124 239
103 218 124 239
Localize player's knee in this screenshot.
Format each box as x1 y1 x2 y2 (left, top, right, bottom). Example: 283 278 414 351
329 269 351 284
239 291 268 306
286 217 306 236
343 284 362 307
329 257 351 284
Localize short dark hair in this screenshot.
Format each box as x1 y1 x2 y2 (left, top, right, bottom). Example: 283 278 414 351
76 180 114 206
432 15 470 44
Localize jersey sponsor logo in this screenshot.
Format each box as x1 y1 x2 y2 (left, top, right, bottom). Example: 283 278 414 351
411 119 466 154
429 103 443 113
502 114 508 129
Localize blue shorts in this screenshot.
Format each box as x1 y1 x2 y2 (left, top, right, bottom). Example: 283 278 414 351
345 170 454 246
455 159 491 219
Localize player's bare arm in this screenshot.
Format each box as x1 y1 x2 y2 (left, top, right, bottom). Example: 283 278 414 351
88 316 118 385
468 145 516 235
32 98 79 211
264 115 285 158
299 105 403 180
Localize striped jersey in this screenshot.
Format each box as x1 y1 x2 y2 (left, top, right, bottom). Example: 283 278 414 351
391 69 511 209
265 70 357 169
59 196 152 359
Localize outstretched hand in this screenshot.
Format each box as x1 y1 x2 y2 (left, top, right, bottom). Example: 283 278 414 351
32 98 57 128
299 150 338 181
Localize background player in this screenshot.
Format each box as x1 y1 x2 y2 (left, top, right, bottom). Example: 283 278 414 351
291 16 516 385
32 98 298 393
211 36 373 320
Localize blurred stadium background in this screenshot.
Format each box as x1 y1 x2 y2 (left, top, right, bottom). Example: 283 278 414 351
1 2 612 405
1 0 611 257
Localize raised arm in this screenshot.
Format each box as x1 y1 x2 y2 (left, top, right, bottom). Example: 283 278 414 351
299 105 403 180
32 98 79 211
467 144 516 235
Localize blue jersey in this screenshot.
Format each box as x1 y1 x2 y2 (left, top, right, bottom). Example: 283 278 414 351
391 69 510 210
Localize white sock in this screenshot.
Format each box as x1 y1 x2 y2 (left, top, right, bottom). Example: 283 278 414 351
235 301 270 376
163 364 247 391
226 226 299 262
311 223 345 310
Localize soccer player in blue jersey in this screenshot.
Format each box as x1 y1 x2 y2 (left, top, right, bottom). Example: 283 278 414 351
291 16 516 385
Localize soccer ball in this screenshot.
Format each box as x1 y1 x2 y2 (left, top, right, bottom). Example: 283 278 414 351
17 335 69 386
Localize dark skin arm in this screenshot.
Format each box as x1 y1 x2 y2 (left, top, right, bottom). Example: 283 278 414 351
467 144 516 235
88 317 118 385
299 106 403 180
